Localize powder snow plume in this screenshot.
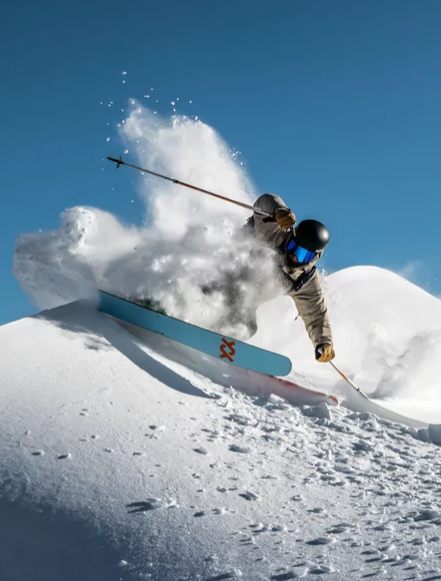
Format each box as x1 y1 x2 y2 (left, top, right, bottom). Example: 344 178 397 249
14 103 283 338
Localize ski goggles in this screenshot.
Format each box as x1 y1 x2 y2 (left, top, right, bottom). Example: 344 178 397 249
286 239 316 264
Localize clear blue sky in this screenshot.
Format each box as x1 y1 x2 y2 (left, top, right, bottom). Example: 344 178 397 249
1 0 441 325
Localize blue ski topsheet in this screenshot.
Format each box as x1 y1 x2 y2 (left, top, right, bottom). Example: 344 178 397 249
98 290 292 377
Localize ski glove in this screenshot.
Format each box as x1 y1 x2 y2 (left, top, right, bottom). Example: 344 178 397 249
315 344 335 363
275 208 296 229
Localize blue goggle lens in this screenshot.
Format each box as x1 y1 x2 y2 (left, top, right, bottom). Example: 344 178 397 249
286 240 316 264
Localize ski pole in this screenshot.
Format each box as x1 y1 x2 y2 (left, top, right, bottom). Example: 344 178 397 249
107 156 272 217
316 347 369 399
329 360 369 400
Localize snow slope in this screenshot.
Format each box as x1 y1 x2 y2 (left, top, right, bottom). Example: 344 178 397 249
249 265 441 424
2 301 441 580
6 103 441 577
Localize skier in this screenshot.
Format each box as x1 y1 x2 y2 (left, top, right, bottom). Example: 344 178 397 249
249 193 335 363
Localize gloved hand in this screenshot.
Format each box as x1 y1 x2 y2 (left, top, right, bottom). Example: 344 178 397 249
275 208 296 229
315 344 335 363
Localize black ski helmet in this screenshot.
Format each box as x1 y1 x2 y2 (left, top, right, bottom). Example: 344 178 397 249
293 219 330 252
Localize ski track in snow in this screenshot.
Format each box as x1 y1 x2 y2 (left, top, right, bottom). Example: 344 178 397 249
1 302 441 580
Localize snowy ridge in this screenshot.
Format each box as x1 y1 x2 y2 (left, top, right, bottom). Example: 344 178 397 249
2 300 441 580
248 265 441 425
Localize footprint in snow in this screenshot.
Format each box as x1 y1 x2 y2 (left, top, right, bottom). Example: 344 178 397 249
250 524 270 534
194 447 209 455
126 498 163 513
307 536 336 546
239 491 260 501
202 428 221 437
327 523 353 534
212 508 226 515
408 509 441 522
229 444 252 454
307 564 335 575
127 498 177 513
271 524 288 532
271 571 298 580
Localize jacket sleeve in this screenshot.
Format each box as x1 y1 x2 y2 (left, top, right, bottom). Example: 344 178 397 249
289 269 333 348
253 193 289 216
252 193 291 248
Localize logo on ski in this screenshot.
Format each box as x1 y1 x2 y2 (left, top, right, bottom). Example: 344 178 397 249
219 338 236 362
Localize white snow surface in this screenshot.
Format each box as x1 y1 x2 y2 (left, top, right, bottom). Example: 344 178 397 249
2 300 441 581
6 103 441 579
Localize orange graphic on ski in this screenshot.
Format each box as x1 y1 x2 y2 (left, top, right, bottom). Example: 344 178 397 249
219 338 236 362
